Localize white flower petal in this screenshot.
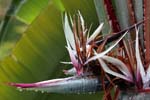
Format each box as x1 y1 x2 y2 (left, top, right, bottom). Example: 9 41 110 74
66 46 79 68
60 62 73 65
135 27 146 83
63 67 76 75
78 11 85 31
87 23 104 43
144 65 150 87
85 31 128 64
98 58 132 82
63 13 76 50
146 64 150 78
102 55 132 79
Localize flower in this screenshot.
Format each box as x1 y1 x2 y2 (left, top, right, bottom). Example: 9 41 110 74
9 12 145 99
90 27 150 92
63 11 104 75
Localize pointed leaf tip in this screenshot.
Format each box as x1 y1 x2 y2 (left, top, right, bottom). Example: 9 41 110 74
135 27 146 83
87 23 104 43
7 82 37 88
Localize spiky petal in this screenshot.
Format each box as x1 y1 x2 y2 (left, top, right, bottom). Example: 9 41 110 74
85 31 128 64
135 28 146 84
63 12 104 75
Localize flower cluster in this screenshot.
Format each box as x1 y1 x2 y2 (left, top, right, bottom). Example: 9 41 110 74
9 12 148 99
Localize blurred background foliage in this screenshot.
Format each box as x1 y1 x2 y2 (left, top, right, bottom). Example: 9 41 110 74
0 0 103 100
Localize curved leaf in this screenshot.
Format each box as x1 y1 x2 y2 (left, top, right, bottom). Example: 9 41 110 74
0 2 66 100
94 0 111 34
0 0 27 59
0 0 102 100
0 0 60 59
16 0 50 24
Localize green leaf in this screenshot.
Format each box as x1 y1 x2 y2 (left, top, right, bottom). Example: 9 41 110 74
16 0 50 24
132 0 144 53
0 0 22 37
0 2 66 100
0 0 27 59
0 19 26 59
132 0 143 21
94 0 111 34
112 0 130 30
52 0 65 12
62 0 99 31
0 0 53 59
0 1 102 100
0 0 11 21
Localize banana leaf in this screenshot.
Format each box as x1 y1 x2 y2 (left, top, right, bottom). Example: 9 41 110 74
0 0 51 59
0 0 103 100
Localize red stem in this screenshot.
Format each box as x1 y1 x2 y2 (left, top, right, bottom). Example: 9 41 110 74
104 0 121 33
144 0 150 66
